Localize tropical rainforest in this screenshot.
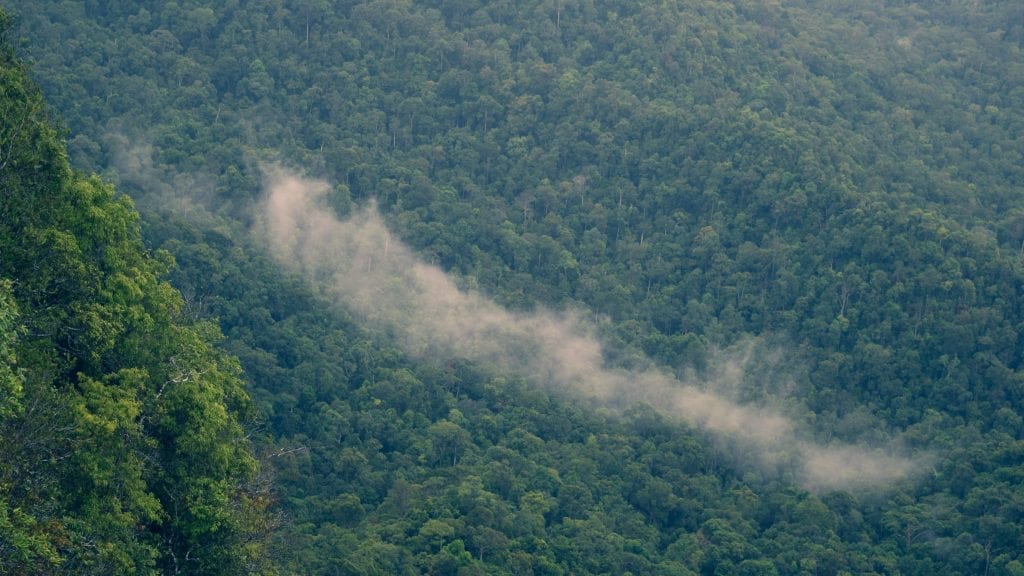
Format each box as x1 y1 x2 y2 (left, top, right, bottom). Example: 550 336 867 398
2 0 1023 574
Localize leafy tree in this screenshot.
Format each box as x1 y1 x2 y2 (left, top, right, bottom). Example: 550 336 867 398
0 15 272 572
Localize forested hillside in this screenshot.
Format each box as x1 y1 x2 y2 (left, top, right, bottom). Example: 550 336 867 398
0 14 272 575
4 0 1024 574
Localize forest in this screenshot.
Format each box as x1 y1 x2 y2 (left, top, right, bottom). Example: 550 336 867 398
2 0 1023 574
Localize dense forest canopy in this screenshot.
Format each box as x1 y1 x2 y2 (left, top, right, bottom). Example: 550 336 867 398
3 0 1024 574
0 13 273 573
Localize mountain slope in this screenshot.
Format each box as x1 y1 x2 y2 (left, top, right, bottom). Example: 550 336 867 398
5 1 1024 574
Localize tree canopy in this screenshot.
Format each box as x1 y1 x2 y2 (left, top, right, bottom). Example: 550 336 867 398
0 16 272 573
4 0 1024 573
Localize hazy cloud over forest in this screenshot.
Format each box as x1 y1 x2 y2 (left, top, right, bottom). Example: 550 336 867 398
256 168 922 491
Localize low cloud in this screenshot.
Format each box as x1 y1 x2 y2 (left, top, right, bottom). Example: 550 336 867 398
255 168 923 491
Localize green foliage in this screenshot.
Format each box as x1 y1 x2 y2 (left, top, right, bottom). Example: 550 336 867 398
5 0 1024 574
0 280 22 418
0 14 272 573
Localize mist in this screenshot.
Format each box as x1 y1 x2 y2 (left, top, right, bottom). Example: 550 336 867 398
255 168 922 492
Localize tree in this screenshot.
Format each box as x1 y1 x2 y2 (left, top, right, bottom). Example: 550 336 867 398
428 419 473 466
0 23 272 572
